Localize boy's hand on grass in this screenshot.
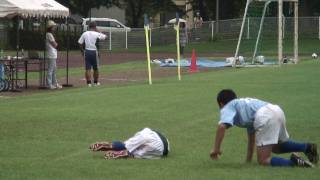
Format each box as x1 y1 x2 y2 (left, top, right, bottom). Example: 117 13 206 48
210 150 222 160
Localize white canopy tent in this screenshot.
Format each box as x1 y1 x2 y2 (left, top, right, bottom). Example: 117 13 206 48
0 0 69 18
0 0 71 90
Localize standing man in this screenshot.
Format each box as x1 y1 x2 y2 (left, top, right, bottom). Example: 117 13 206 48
46 20 62 89
193 11 203 28
193 12 203 40
179 22 187 58
78 21 106 87
210 89 318 168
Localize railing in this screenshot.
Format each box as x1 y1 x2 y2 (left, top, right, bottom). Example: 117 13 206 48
1 16 320 51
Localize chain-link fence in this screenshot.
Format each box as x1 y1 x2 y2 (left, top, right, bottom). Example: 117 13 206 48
98 16 320 51
1 17 320 51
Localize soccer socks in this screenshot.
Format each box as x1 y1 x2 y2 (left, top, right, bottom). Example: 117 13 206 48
112 141 126 151
270 157 294 167
278 140 307 154
270 141 310 167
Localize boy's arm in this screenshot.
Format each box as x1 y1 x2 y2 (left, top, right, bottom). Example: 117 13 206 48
49 40 58 49
47 34 58 48
246 132 255 162
210 123 227 160
79 44 84 56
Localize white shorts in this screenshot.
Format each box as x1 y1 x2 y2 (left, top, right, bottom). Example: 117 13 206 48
254 104 289 146
124 128 169 159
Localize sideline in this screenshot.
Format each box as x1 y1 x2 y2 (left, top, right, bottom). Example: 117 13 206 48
0 95 11 99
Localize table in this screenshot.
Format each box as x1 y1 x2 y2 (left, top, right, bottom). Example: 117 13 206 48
0 57 46 91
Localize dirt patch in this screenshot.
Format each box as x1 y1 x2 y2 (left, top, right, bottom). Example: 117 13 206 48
1 52 229 97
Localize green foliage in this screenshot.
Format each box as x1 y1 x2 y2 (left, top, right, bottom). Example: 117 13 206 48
123 0 179 27
56 0 121 17
189 0 247 20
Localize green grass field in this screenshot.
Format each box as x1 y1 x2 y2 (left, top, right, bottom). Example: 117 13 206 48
1 59 320 179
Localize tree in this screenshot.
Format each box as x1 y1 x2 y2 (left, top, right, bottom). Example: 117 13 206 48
189 0 246 21
56 0 120 17
122 0 178 27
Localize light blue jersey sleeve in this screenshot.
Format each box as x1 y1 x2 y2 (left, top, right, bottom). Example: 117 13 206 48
219 105 237 126
218 98 268 130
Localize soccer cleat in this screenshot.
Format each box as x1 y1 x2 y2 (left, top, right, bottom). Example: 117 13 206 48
104 150 129 159
304 143 319 164
93 82 101 87
87 83 92 87
55 84 62 89
49 85 56 90
290 153 314 168
89 142 112 151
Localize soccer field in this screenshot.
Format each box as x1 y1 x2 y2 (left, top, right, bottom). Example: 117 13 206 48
0 60 320 179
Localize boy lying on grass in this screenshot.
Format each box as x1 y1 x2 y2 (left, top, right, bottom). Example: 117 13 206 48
90 128 169 159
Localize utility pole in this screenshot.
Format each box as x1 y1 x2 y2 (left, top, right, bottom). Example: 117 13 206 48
216 0 219 33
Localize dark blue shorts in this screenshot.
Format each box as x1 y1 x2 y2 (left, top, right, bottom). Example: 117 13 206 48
84 50 99 70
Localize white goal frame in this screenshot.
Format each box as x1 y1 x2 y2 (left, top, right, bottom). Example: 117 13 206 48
235 0 299 65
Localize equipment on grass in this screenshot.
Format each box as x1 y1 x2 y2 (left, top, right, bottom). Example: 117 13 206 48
0 79 4 92
225 57 236 66
189 49 198 72
164 58 175 64
312 53 318 59
255 55 265 64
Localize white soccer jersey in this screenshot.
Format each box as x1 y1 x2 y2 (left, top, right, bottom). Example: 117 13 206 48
78 31 106 51
124 128 169 159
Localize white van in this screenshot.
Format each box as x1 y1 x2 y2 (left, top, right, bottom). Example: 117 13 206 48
82 18 131 32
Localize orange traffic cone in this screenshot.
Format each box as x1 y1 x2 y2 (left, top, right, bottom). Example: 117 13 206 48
189 49 198 72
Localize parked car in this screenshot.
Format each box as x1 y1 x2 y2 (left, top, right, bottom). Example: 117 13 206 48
82 18 131 32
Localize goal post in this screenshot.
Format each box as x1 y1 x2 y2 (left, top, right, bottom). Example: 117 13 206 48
235 0 299 65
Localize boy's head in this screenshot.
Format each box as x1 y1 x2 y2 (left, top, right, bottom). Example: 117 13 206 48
217 89 237 108
89 21 97 30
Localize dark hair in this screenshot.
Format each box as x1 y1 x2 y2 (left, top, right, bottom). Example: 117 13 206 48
217 89 237 107
89 21 97 29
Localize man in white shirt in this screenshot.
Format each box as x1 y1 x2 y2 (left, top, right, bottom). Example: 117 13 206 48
193 12 203 28
78 21 106 87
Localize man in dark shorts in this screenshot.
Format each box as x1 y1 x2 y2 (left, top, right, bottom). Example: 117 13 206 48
78 21 106 87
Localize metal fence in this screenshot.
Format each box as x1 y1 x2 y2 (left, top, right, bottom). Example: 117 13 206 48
1 16 320 51
96 16 320 51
